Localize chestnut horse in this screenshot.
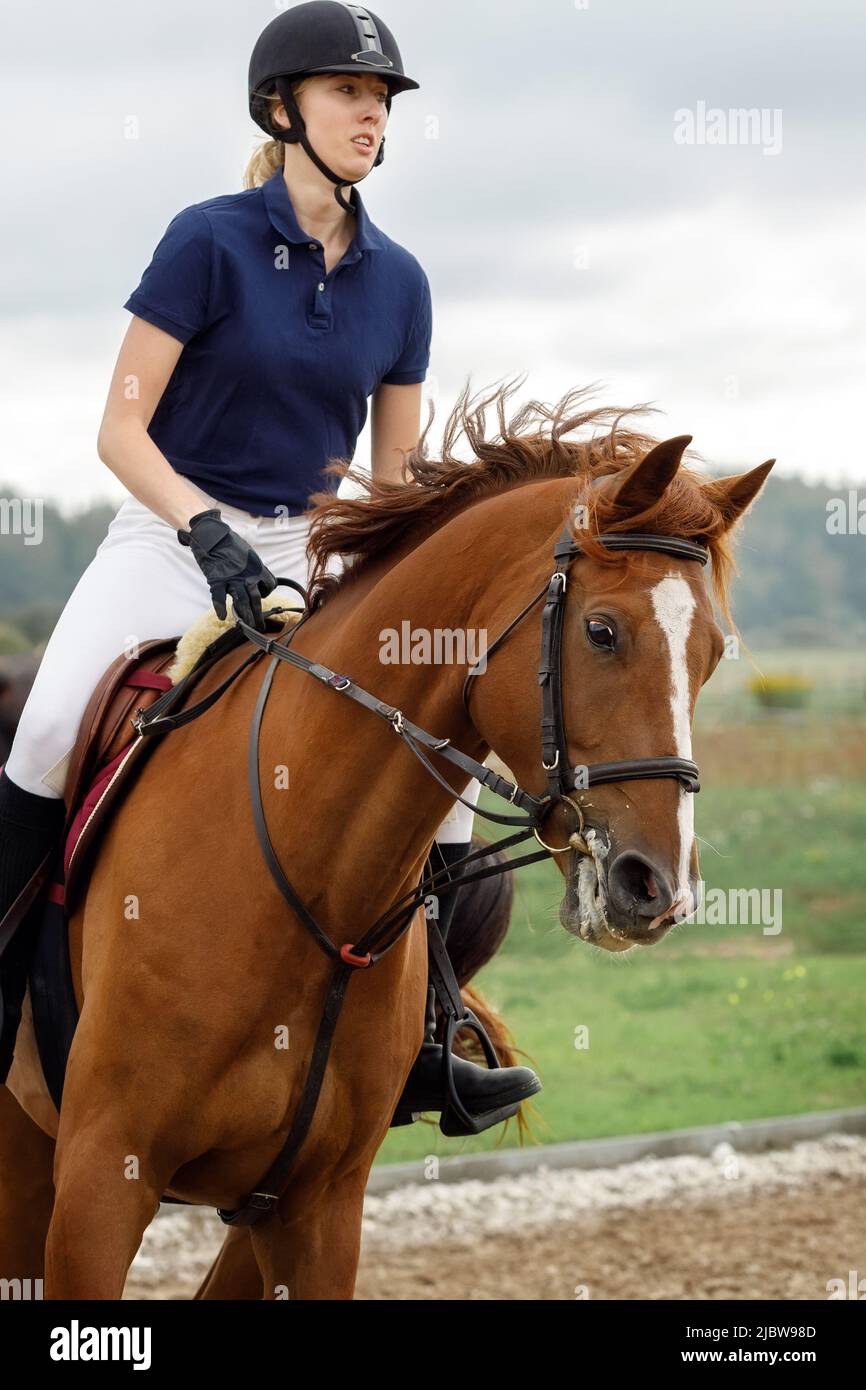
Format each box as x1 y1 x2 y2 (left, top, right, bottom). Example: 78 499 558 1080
0 384 772 1299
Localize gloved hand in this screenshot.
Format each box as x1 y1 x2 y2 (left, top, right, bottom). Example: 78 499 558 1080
177 508 277 632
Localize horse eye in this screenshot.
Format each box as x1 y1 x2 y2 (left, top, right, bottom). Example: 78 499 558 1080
586 617 617 651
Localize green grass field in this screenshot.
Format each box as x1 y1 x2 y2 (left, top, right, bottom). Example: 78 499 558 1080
375 651 866 1165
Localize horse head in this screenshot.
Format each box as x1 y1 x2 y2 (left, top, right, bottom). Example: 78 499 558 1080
458 427 774 952
307 382 774 955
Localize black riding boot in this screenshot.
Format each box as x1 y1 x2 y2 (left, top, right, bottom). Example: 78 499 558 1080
390 840 541 1135
0 768 66 1082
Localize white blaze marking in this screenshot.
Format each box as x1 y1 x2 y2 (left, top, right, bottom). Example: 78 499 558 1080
650 574 697 910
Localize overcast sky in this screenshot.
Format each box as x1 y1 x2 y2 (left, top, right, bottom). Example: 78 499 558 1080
1 0 863 511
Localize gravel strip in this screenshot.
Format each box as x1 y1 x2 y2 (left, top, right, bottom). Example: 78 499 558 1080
362 1134 866 1248
126 1133 866 1295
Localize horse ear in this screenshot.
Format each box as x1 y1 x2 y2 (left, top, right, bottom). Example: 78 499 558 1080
596 435 693 518
703 459 775 529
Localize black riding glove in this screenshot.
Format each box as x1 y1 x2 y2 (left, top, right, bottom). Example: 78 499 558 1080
177 508 277 633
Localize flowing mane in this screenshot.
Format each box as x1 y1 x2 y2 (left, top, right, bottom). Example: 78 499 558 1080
305 378 737 624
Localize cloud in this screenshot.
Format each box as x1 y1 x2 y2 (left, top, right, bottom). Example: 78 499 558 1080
0 0 863 506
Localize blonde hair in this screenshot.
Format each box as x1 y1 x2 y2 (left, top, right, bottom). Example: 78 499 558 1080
242 75 316 189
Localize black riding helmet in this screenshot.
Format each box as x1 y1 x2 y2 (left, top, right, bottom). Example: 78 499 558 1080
248 1 420 212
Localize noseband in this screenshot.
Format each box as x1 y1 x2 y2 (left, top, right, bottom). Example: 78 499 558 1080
134 520 710 1225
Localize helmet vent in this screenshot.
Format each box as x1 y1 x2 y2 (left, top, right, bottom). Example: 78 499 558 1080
350 50 394 68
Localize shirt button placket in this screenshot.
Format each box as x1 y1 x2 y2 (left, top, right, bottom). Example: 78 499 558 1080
307 241 335 330
310 271 330 329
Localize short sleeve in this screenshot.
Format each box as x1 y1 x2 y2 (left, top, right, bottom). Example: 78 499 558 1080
380 270 432 385
123 206 213 344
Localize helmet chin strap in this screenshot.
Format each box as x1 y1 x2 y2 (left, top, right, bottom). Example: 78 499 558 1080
273 75 386 214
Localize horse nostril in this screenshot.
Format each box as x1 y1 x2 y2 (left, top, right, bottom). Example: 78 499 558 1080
607 851 675 919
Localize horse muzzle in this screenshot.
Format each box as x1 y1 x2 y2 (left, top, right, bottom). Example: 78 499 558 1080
556 821 697 951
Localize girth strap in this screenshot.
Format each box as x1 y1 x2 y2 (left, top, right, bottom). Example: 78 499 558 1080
218 960 355 1226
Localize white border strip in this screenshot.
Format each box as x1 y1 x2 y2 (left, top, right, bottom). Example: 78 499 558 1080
366 1106 866 1194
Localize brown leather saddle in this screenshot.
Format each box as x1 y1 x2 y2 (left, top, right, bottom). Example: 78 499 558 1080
13 616 290 1110
0 638 178 960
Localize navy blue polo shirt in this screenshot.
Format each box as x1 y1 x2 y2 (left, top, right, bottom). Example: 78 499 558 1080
123 169 432 517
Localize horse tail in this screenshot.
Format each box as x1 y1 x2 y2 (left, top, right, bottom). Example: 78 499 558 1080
456 983 541 1143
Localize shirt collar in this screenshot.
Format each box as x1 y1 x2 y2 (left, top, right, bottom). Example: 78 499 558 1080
262 168 386 254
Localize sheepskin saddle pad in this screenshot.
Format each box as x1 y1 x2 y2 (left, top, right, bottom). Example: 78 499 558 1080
168 593 303 685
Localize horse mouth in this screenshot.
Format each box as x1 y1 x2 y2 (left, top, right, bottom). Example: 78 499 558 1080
558 825 619 948
558 826 679 952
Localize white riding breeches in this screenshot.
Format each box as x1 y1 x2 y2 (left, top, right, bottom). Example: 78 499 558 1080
4 484 480 843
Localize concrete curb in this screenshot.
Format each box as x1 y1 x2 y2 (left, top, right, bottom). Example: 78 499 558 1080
365 1105 866 1194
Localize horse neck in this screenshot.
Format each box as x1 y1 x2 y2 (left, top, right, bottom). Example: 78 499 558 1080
300 477 567 751
259 483 566 928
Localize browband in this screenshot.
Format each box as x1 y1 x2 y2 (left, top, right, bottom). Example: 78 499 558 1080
556 532 710 566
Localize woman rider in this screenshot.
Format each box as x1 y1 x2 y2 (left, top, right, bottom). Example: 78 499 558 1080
0 2 540 1132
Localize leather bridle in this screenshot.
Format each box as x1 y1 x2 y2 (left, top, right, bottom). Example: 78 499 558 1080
464 524 706 803
135 520 709 1225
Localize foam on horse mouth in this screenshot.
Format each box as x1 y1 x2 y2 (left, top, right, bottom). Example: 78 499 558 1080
556 826 611 943
576 827 610 939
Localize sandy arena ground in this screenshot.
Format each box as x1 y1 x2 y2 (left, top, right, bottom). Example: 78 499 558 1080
124 1133 866 1300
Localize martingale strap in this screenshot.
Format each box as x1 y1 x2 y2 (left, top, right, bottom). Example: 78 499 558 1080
133 527 709 1227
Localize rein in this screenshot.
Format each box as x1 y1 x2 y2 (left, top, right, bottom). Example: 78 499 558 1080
133 525 709 1225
